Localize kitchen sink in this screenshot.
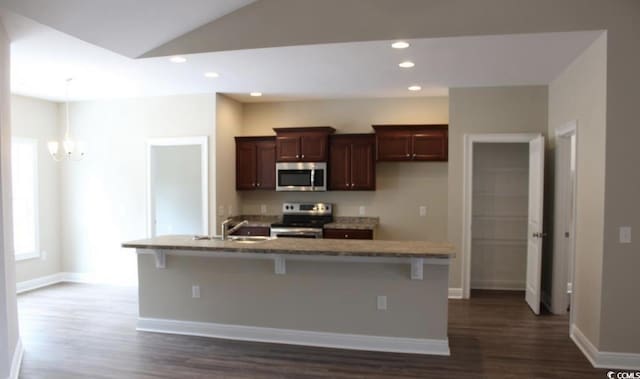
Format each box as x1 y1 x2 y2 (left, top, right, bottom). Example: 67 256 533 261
227 236 272 243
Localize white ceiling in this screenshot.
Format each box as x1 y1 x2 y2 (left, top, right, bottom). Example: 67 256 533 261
0 0 256 57
2 11 601 103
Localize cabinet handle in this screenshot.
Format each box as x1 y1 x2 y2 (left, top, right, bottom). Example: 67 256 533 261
345 234 349 238
296 154 300 158
406 153 410 157
257 182 261 187
412 153 416 158
252 182 256 187
301 154 305 159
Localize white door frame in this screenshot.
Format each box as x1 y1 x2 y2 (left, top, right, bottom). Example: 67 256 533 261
553 121 578 325
462 133 542 299
147 136 209 238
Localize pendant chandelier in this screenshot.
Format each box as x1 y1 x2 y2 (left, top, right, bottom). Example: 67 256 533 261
47 78 85 161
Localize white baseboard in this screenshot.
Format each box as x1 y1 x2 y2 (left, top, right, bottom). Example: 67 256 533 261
470 279 525 291
17 271 137 294
9 338 24 379
137 317 450 356
571 324 640 370
448 288 463 299
16 273 67 294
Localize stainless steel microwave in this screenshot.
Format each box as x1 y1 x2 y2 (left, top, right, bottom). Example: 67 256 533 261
275 162 327 191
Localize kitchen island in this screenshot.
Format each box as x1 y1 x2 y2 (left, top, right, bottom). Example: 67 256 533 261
123 236 455 355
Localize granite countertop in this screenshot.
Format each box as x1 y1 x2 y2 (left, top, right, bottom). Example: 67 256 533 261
323 217 379 230
122 235 454 259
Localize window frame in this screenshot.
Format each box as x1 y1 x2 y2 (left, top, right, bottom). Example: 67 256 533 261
11 137 40 261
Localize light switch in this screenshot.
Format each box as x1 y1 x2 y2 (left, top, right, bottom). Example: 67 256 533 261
359 206 366 216
192 285 200 298
419 206 427 217
620 226 632 244
260 204 267 214
377 295 387 310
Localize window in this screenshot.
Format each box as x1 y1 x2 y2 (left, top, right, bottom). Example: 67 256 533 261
11 138 39 260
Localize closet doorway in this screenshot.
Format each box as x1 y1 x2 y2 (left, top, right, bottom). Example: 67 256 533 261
462 134 545 314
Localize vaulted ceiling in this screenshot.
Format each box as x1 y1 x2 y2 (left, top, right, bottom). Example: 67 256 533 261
0 0 603 102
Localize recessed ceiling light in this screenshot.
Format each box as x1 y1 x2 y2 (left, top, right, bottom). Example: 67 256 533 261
408 85 422 91
204 72 219 78
399 61 415 68
169 56 187 63
391 41 410 49
250 92 263 97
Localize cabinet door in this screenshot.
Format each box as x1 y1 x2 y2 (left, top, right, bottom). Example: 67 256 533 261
300 133 328 161
376 132 412 161
255 140 276 189
276 135 301 162
323 228 373 240
412 130 448 161
236 141 257 190
350 136 375 190
329 139 351 190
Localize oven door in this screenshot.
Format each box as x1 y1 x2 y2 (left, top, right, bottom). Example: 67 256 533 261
270 227 323 239
276 162 326 191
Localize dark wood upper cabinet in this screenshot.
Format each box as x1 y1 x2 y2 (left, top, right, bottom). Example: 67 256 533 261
235 137 276 190
274 127 335 162
373 125 448 161
329 134 375 191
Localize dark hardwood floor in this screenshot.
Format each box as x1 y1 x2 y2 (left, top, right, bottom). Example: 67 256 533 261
17 284 605 378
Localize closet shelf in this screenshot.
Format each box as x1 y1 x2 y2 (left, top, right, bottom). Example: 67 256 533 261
472 238 527 247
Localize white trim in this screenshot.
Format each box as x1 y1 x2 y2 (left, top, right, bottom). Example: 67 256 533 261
9 338 24 379
147 136 209 238
17 272 138 294
570 324 640 370
462 133 542 299
137 317 450 356
16 272 66 294
448 288 463 299
15 251 41 262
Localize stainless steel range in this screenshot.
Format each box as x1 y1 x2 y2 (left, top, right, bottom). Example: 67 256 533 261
270 202 333 239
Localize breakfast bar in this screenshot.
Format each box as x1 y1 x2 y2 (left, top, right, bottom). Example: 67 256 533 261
123 236 455 355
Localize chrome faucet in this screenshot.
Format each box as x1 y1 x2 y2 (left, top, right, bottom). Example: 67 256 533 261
221 219 249 240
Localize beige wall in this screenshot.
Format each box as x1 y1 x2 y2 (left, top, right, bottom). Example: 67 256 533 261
215 94 242 233
138 255 449 340
61 95 216 283
238 97 449 243
548 34 607 348
10 95 63 282
143 0 640 355
448 87 549 288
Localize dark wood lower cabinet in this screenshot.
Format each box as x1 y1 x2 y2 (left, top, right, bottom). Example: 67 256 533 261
230 226 270 237
323 228 373 240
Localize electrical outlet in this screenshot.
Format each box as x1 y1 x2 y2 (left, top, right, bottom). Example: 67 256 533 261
218 205 225 216
620 226 632 244
192 285 200 298
377 295 387 310
260 204 267 214
41 251 47 260
227 205 233 216
419 206 427 217
359 206 366 216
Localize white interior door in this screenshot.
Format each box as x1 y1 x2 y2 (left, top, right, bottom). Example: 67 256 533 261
526 135 545 314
